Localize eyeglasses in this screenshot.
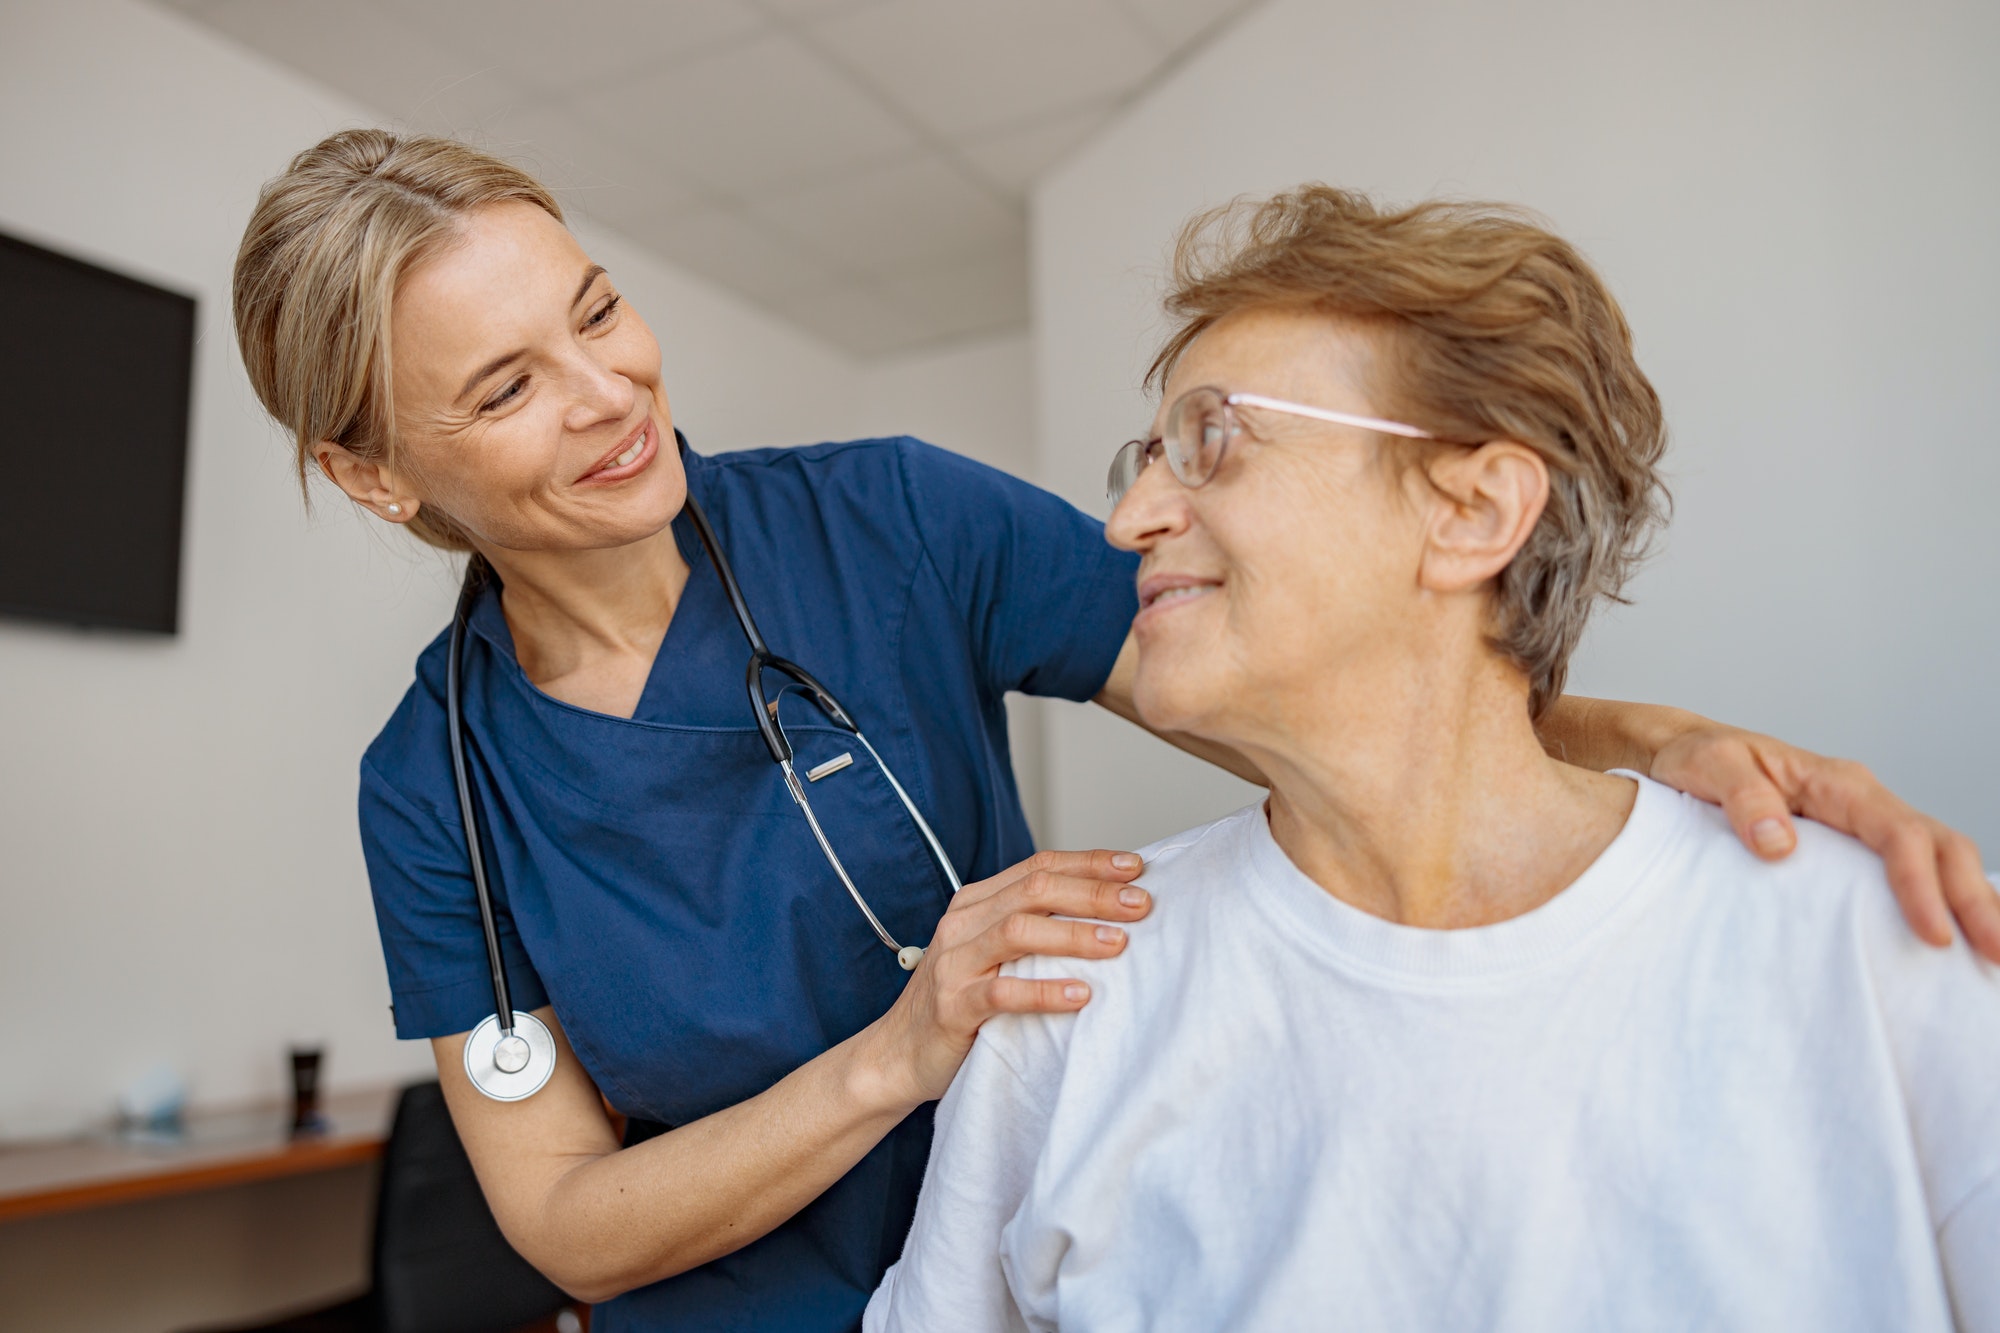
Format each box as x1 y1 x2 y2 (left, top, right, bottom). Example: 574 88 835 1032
1107 386 1455 504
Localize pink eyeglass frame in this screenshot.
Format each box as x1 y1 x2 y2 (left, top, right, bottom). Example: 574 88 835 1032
1108 387 1462 503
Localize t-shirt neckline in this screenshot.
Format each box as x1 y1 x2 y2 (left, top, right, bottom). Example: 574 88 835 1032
1242 771 1691 989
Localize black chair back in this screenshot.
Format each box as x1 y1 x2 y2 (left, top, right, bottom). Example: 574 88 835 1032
371 1081 570 1333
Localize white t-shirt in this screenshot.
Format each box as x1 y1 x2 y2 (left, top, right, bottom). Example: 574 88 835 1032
866 776 2000 1332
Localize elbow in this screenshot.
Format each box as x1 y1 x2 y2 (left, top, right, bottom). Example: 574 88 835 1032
525 1249 637 1307
542 1259 700 1306
498 1222 635 1305
510 1225 653 1305
554 1274 626 1307
502 1163 716 1302
521 1238 703 1305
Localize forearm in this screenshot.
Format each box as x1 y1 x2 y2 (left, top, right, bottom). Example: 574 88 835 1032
1537 693 1698 774
500 1024 919 1302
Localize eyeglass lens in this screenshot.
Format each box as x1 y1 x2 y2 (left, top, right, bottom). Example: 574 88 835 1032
1168 388 1229 490
1107 388 1234 504
1107 439 1145 502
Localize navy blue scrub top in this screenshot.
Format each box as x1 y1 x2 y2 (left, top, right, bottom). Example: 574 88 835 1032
357 437 1140 1332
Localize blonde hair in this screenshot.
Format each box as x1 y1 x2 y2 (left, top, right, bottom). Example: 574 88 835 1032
232 129 565 551
1149 186 1669 719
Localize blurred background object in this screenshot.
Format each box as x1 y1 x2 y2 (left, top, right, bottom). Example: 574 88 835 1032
1 0 1993 1327
116 1064 189 1142
289 1046 325 1136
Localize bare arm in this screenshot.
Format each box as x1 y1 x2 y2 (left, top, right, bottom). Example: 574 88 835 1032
436 849 1152 1303
435 1006 913 1302
1094 630 2000 962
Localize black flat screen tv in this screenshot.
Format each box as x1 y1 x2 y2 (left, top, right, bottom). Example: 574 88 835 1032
0 230 195 634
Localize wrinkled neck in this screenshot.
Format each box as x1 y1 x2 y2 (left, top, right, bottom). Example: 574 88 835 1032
1234 640 1634 929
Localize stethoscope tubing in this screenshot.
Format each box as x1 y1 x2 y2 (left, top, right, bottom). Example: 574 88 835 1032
446 566 516 1038
447 485 962 1099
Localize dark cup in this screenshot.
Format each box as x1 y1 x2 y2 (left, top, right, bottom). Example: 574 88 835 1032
289 1045 326 1135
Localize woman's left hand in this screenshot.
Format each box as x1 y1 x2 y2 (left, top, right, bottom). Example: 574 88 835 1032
1650 721 2000 963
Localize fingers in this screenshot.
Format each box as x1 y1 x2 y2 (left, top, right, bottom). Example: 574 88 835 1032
981 974 1095 1015
913 848 1152 1052
1685 738 1798 860
1797 762 1955 949
1000 867 1151 923
1783 754 2000 957
1720 782 1798 861
1937 828 2000 964
982 912 1130 968
1875 821 1954 948
921 914 1125 1032
1673 736 1993 956
954 848 1144 908
945 866 1151 948
925 910 1126 1010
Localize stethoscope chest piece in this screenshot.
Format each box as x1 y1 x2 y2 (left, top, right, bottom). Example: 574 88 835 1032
464 1011 557 1101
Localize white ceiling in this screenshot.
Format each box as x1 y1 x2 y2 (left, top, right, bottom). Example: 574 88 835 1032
153 0 1262 357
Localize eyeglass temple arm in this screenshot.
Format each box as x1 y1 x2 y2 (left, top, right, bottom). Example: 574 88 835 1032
1224 392 1442 441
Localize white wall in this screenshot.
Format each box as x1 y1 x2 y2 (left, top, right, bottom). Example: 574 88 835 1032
1032 0 2000 856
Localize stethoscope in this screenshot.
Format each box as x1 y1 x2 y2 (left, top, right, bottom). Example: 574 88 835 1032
449 486 965 1102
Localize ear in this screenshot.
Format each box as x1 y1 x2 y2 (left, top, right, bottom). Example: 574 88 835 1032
311 440 419 524
1414 441 1549 594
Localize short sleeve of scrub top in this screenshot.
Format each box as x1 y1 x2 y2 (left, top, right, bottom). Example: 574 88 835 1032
358 752 551 1039
898 440 1138 701
355 437 1138 1333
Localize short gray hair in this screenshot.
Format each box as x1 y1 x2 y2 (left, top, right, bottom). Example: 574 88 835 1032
1149 186 1670 719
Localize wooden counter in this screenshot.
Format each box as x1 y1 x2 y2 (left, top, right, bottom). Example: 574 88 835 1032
0 1085 398 1224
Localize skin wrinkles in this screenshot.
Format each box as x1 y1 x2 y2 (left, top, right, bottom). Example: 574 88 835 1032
452 261 609 405
389 211 670 555
316 201 692 714
1109 305 1633 929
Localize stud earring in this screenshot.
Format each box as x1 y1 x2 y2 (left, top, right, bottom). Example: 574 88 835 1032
386 502 403 517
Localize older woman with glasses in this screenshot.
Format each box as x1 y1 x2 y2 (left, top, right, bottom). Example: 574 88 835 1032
866 187 2000 1332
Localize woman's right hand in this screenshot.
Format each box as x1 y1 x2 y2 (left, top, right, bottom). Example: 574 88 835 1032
867 849 1151 1105
436 850 1147 1299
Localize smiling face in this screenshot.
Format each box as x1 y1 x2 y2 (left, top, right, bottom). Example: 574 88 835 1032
365 200 683 555
1106 307 1469 748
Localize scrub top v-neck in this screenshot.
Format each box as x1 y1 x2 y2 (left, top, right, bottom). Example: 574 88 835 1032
356 436 1140 1332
